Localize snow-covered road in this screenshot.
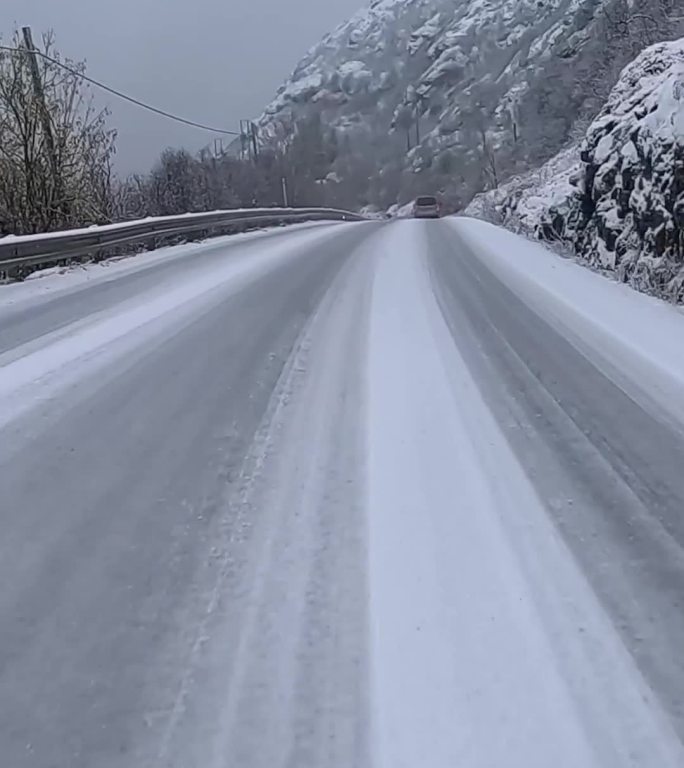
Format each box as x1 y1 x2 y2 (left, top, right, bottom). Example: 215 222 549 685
1 219 684 767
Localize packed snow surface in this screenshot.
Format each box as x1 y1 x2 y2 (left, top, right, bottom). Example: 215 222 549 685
2 219 684 766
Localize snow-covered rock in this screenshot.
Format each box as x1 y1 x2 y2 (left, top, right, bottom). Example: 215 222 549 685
387 200 415 218
408 13 442 56
543 39 683 300
467 39 684 302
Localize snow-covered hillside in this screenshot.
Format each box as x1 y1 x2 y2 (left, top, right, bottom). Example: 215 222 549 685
255 0 613 208
466 37 684 302
465 146 581 233
563 38 684 298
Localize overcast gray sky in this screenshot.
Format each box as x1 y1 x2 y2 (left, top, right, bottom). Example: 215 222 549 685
0 0 362 173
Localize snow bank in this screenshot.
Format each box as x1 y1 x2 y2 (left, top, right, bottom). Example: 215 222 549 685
386 201 414 218
451 217 684 425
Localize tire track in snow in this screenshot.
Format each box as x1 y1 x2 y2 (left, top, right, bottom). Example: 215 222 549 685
366 220 684 768
156 239 375 768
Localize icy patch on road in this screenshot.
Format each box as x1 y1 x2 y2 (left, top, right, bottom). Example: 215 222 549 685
450 217 684 426
366 220 683 768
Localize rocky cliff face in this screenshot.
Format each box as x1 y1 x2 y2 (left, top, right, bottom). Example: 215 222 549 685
466 37 684 301
563 38 683 298
255 0 615 209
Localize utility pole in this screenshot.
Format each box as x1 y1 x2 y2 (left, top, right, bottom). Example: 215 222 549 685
250 122 259 163
239 120 260 163
281 177 289 207
22 26 65 219
239 120 249 161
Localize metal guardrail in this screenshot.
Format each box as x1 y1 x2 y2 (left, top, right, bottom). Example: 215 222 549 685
0 207 364 277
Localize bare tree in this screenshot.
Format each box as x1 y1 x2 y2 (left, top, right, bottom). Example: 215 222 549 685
0 29 116 234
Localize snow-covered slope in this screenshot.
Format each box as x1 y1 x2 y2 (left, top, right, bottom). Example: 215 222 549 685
465 146 581 233
563 38 684 297
465 38 684 302
255 0 608 208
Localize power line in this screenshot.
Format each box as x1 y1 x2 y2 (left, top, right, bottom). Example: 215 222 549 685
0 43 240 136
